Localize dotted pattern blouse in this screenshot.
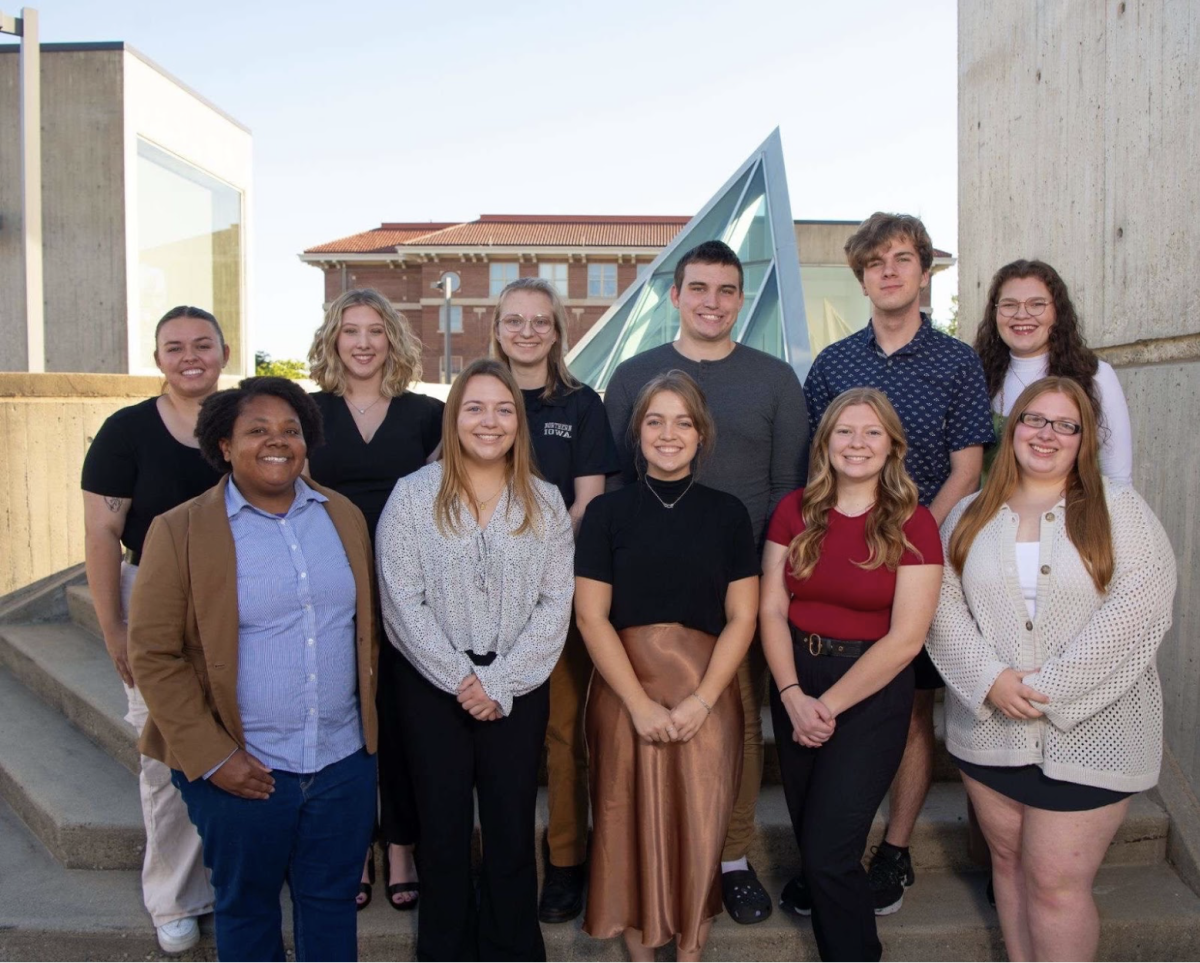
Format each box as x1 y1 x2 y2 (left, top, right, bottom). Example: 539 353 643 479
927 484 1176 792
375 462 574 716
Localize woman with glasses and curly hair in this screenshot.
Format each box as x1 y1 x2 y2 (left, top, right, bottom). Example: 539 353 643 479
490 277 620 922
759 387 943 961
928 377 1174 962
306 288 443 911
375 358 574 960
974 259 1132 483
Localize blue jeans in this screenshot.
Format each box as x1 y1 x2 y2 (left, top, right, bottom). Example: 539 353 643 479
173 747 376 962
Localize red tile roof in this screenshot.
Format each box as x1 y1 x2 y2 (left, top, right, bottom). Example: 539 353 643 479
304 215 691 254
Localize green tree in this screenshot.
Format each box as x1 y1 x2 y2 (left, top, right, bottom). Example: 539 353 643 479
254 351 308 380
933 294 959 338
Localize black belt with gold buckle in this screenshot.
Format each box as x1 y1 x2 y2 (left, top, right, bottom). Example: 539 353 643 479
793 629 871 659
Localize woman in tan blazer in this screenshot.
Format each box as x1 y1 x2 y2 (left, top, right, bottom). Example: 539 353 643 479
128 376 378 963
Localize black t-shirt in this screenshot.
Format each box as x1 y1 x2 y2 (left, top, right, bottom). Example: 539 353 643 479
307 390 444 540
80 397 224 557
575 476 759 636
521 385 620 510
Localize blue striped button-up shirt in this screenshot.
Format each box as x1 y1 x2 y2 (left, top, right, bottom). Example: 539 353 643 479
225 477 362 774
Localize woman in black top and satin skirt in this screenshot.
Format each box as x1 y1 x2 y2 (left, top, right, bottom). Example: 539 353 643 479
306 288 443 911
575 371 759 961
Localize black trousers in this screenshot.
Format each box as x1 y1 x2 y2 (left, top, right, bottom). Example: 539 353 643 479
770 629 914 963
378 641 418 845
395 652 549 962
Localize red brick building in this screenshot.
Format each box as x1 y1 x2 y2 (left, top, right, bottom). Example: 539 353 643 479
300 214 952 381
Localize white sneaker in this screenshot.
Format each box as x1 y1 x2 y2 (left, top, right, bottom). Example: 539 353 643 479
157 917 200 954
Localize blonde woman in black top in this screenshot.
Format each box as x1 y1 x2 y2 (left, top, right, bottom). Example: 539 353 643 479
307 288 442 911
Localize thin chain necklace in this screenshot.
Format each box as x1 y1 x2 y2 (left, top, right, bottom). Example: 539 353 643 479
644 475 695 510
346 394 385 416
470 482 506 509
836 501 875 517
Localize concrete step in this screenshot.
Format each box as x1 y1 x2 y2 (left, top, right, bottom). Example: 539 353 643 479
0 668 144 870
1 792 1195 962
65 582 104 641
0 622 138 774
734 783 1168 878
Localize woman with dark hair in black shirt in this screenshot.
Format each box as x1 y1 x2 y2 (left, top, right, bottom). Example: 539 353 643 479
306 287 443 911
575 370 758 961
81 305 227 955
490 276 620 921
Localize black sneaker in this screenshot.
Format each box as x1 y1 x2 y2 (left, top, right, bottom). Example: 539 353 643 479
778 874 812 917
538 863 586 923
866 845 914 916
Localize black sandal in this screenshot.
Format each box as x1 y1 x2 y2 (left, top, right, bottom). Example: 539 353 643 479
383 844 420 912
356 849 375 912
721 862 773 924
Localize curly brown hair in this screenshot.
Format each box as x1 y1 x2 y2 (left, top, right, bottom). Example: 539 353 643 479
973 260 1102 425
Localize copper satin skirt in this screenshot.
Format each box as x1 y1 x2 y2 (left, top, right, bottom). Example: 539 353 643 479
583 623 743 951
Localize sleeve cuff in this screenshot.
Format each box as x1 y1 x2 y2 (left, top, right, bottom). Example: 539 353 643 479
474 666 513 717
202 748 238 780
968 661 1009 720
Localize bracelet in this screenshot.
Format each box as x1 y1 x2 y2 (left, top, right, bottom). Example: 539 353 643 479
778 683 801 696
692 691 713 714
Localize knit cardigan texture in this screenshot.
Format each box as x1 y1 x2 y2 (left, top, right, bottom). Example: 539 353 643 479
927 483 1176 793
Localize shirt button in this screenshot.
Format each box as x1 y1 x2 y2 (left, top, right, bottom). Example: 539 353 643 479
1045 512 1055 522
308 707 315 715
308 673 316 682
307 638 315 645
1025 620 1034 631
291 545 298 550
280 520 287 526
300 572 307 579
1041 565 1051 575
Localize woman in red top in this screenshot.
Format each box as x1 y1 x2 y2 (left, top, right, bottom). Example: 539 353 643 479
760 387 943 962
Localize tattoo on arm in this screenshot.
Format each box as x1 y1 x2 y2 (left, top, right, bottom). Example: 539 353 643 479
105 497 124 513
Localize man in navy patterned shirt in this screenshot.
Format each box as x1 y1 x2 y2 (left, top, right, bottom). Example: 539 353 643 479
804 212 993 916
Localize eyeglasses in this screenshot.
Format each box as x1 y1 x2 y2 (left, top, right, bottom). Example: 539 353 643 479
1017 412 1081 436
997 298 1051 318
499 314 554 334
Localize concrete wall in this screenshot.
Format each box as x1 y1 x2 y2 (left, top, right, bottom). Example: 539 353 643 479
1 47 128 374
0 373 161 596
959 1 1200 794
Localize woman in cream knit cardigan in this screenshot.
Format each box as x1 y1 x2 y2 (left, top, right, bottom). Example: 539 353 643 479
927 376 1175 962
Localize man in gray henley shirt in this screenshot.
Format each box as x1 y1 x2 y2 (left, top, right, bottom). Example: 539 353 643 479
604 240 809 924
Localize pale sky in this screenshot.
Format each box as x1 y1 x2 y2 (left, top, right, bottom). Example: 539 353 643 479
32 0 959 361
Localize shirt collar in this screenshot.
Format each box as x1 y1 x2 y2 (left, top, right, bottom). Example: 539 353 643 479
866 313 933 358
225 475 327 519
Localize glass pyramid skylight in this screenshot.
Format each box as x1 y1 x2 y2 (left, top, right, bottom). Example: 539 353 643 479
567 129 810 390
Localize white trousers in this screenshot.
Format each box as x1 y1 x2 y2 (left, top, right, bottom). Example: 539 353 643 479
121 562 214 926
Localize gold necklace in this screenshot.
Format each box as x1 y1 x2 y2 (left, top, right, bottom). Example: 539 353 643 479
471 482 506 508
836 501 875 517
346 394 385 416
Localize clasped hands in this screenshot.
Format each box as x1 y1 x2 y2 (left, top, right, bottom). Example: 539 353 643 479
458 673 503 721
781 687 836 748
986 667 1049 720
629 693 710 744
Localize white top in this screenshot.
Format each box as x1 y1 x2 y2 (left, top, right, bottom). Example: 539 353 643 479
375 462 574 715
927 483 1176 792
994 353 1134 485
1015 540 1040 619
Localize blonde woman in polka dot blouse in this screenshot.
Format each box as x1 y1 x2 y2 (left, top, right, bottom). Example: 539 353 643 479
927 376 1175 963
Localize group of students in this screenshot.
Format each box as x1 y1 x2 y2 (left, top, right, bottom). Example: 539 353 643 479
79 212 1176 963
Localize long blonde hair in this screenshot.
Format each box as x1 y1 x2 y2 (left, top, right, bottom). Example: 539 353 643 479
308 288 424 396
489 277 581 401
435 358 545 537
788 388 921 580
949 376 1113 592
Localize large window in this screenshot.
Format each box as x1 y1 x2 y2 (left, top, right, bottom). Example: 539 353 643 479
588 263 617 298
136 139 243 371
489 262 520 296
538 262 569 297
438 305 464 333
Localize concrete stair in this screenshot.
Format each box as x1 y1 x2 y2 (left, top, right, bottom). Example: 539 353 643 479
1 572 1199 960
